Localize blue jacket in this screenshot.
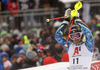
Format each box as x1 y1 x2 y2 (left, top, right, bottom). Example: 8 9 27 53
0 52 9 70
2 0 9 6
55 20 94 52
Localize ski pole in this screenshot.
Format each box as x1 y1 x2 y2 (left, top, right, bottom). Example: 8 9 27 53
46 16 66 22
65 20 74 47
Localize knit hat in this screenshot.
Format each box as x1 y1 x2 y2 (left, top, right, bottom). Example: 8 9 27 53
0 44 9 51
26 51 37 60
3 60 12 68
18 50 26 56
37 46 44 52
1 30 7 36
61 53 69 62
10 54 18 61
14 45 23 54
43 57 58 65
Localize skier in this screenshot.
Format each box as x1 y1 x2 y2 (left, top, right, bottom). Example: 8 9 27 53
55 9 94 70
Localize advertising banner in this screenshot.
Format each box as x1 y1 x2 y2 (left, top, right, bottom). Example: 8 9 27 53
20 61 100 70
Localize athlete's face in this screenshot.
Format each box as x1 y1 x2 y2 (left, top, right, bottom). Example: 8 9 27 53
73 37 81 44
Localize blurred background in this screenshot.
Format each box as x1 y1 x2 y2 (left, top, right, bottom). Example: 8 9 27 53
0 0 100 70
1 0 100 31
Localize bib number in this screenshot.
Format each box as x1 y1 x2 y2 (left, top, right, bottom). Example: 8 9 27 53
73 58 79 64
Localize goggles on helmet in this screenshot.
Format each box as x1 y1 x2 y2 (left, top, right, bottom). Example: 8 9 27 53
69 32 82 40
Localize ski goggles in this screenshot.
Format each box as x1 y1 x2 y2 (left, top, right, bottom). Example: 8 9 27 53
69 32 82 40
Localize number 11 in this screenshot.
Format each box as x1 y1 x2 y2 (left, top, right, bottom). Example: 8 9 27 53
73 58 79 64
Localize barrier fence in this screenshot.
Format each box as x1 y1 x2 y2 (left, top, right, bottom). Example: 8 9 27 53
0 8 59 31
19 61 100 70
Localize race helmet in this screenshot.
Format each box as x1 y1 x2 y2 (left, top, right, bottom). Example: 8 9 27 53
70 24 81 34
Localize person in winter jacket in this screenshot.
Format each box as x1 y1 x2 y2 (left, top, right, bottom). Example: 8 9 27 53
3 60 12 70
23 51 38 68
61 53 69 62
10 50 26 70
10 54 18 65
43 56 58 65
0 44 12 58
0 52 10 70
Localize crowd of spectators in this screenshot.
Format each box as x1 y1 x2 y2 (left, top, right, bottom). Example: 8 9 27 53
0 26 69 70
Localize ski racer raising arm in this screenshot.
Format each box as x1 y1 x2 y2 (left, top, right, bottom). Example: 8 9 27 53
55 9 94 70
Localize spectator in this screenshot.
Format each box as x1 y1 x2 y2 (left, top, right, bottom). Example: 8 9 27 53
39 0 51 26
1 44 12 58
43 57 58 65
16 39 24 46
1 44 9 52
45 45 62 62
91 17 97 35
95 31 100 53
39 0 51 12
29 0 36 9
30 36 38 45
0 52 9 70
3 60 12 70
50 27 56 36
3 36 11 45
10 54 18 65
14 45 23 54
18 50 26 59
24 51 38 68
61 53 69 62
21 35 30 53
93 23 100 36
54 47 65 62
44 27 51 38
37 47 46 65
92 47 100 61
24 0 36 29
39 30 46 43
54 42 61 49
9 34 18 54
42 40 50 49
1 30 7 37
11 50 26 70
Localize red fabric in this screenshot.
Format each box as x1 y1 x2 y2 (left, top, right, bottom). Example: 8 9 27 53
94 47 96 51
82 20 85 23
6 0 18 15
61 53 69 62
43 57 58 65
38 46 44 50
